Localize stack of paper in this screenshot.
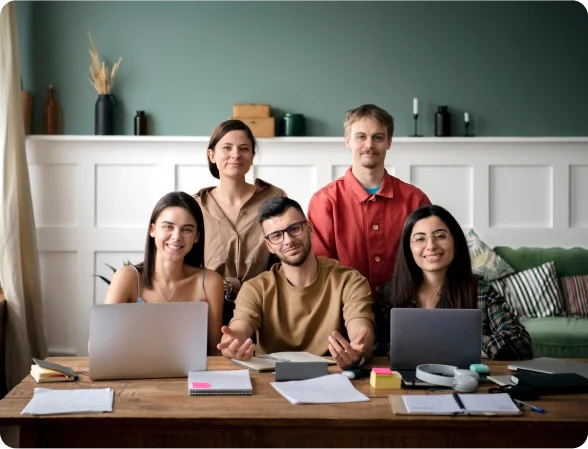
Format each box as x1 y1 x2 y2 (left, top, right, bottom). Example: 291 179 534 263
271 373 369 405
21 388 114 415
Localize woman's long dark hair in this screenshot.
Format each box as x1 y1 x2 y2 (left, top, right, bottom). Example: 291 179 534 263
388 205 476 309
136 192 205 288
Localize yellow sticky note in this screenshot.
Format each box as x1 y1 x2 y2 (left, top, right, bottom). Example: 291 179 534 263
370 370 402 389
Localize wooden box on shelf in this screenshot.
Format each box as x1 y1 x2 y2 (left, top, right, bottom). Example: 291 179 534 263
233 104 270 118
232 117 275 137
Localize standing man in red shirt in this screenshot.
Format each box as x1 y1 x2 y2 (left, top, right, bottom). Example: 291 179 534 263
308 104 431 350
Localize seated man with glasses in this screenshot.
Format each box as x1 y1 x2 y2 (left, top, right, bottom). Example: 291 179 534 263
217 197 375 370
377 204 532 360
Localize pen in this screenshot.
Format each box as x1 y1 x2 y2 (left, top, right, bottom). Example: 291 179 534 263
452 392 467 414
513 399 545 413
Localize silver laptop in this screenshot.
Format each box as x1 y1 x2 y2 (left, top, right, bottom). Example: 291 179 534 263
389 308 482 386
89 302 208 380
508 357 588 379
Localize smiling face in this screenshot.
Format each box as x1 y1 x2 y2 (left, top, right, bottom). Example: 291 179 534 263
149 206 199 262
262 207 314 267
409 216 455 275
345 117 391 170
208 130 254 179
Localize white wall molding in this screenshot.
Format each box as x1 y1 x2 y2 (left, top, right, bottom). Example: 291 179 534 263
26 136 588 356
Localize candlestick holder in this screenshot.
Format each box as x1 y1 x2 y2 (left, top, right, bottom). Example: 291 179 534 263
412 114 423 137
464 121 474 137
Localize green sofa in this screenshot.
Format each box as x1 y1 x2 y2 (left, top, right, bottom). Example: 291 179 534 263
494 247 588 358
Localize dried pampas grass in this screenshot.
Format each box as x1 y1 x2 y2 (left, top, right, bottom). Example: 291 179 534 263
88 31 122 95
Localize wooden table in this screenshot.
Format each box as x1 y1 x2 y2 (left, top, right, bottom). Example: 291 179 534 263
0 357 587 448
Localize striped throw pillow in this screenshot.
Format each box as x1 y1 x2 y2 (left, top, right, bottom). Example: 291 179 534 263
490 261 564 318
558 275 588 317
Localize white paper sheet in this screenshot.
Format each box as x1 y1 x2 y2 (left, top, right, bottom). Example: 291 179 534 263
458 393 519 413
21 388 114 415
403 394 461 414
270 373 369 405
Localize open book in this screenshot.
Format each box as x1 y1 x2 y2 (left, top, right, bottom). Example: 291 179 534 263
231 352 336 372
389 393 522 416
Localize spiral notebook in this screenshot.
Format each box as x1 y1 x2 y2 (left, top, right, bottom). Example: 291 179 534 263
188 370 252 396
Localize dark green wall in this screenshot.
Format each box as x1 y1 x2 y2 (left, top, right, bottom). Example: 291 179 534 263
14 1 588 136
15 0 34 93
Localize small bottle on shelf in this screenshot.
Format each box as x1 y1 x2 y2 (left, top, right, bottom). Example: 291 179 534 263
43 85 59 135
134 111 147 136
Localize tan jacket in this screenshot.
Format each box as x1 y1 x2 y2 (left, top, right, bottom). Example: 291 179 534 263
194 179 286 295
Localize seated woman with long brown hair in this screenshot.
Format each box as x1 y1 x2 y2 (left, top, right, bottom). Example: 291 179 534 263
105 191 224 355
378 205 532 360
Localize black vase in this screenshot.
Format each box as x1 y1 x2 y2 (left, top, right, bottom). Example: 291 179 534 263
95 94 117 135
435 106 452 137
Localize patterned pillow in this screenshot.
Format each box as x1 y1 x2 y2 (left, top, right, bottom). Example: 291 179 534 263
490 261 564 318
558 275 588 317
466 230 515 281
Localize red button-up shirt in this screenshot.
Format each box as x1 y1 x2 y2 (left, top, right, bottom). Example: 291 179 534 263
308 168 431 298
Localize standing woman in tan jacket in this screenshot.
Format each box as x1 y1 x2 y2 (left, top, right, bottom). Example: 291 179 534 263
194 120 287 325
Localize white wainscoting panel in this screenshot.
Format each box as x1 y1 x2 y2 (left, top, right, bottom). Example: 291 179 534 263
39 252 79 356
570 165 588 228
25 136 588 356
255 165 317 213
489 166 552 228
29 163 78 227
96 164 164 227
411 165 473 228
175 165 219 194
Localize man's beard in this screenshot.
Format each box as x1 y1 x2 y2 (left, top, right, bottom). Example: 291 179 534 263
359 151 381 169
361 160 379 169
279 242 311 267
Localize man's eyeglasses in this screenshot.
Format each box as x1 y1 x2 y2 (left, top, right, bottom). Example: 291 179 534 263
410 230 452 248
265 220 307 245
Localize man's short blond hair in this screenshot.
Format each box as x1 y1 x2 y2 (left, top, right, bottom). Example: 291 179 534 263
344 104 394 140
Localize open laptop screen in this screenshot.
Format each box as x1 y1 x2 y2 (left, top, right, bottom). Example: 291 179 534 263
389 308 482 371
89 302 208 380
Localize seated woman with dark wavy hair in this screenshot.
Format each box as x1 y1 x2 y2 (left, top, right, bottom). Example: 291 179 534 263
377 204 533 360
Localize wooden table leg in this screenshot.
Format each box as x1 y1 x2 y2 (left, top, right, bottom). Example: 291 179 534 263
18 424 38 449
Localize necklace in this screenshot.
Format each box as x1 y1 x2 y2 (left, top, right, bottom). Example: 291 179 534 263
418 286 443 309
432 287 442 307
155 278 180 302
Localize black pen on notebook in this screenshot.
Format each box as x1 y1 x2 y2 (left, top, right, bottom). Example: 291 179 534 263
452 392 467 414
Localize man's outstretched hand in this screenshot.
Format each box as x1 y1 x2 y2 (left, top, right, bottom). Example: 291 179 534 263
217 326 255 360
328 328 367 370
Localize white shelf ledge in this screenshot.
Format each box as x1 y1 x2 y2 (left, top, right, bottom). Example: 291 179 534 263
25 135 588 144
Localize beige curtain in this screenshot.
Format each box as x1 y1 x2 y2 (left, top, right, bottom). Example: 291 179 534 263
0 2 47 390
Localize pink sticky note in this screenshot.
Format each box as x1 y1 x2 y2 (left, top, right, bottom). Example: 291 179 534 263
191 382 211 389
372 368 393 375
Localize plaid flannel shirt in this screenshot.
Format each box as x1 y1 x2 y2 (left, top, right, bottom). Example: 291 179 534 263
375 277 533 360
